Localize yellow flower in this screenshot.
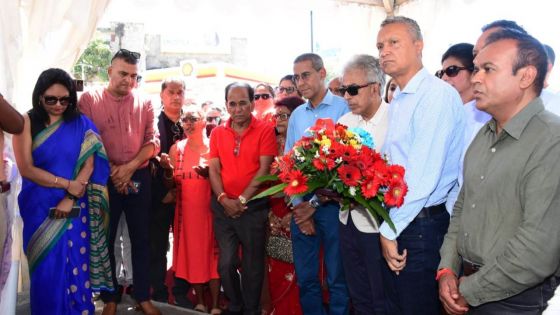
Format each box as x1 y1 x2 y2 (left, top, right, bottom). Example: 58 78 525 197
345 130 354 138
320 135 331 147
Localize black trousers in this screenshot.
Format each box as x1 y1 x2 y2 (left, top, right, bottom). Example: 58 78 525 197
149 198 174 298
211 197 268 315
101 168 152 303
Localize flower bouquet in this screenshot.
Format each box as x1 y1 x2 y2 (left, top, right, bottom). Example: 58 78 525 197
251 118 408 232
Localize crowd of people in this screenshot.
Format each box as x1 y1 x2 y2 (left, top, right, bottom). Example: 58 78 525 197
1 14 560 315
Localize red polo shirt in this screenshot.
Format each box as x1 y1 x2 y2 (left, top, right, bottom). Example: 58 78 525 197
209 116 277 197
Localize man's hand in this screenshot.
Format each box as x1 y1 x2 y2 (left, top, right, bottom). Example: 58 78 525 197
220 197 247 218
297 218 316 235
110 163 136 187
439 273 469 315
380 235 407 274
293 202 316 224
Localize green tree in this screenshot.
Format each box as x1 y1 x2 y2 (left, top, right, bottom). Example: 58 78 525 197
73 39 112 83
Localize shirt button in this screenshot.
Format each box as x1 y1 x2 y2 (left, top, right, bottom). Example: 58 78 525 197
480 175 484 180
491 147 496 153
464 232 468 237
472 204 476 208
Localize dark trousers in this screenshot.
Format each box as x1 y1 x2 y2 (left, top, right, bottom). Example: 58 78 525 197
211 197 268 315
101 168 152 303
149 199 174 299
291 202 349 315
468 276 559 315
339 215 387 315
382 208 449 315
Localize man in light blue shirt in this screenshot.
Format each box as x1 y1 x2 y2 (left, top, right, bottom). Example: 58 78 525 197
376 16 465 315
286 53 349 315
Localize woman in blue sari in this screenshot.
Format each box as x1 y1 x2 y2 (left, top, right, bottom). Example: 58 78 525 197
13 68 113 314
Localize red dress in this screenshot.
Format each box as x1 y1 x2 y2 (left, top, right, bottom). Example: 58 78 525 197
267 197 303 315
172 139 219 283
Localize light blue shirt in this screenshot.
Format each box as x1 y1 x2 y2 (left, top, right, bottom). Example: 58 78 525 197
380 68 465 240
446 100 491 211
285 89 349 206
285 90 349 153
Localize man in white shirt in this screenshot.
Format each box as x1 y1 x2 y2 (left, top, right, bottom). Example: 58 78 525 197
337 54 389 314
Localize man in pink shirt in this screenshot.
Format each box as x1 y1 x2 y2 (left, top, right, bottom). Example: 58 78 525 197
79 49 161 315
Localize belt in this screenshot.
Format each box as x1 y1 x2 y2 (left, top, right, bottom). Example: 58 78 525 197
462 259 482 276
416 203 446 219
0 181 10 193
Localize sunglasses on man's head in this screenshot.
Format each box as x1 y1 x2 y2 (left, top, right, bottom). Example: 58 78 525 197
254 94 271 100
43 95 71 106
435 65 472 79
113 48 141 60
337 82 376 96
277 86 296 94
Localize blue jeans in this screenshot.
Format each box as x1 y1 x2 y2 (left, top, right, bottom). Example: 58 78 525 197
382 208 449 315
291 202 349 315
339 215 387 315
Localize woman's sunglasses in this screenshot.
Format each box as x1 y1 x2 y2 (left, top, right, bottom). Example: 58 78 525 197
43 95 71 106
435 65 473 79
254 94 271 100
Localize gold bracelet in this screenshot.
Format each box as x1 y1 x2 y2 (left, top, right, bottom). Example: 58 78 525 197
217 192 227 203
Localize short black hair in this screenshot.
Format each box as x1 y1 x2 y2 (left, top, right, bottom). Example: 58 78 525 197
279 74 295 85
255 83 275 98
485 29 548 95
111 48 140 65
481 20 527 34
224 82 254 101
30 68 80 125
442 43 475 72
275 96 305 113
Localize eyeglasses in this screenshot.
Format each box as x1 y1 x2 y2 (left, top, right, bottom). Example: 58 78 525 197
181 116 200 123
338 82 376 96
276 86 296 94
293 72 312 83
435 65 472 79
254 94 271 100
233 136 241 157
274 113 290 121
43 95 71 106
113 48 141 61
206 116 221 123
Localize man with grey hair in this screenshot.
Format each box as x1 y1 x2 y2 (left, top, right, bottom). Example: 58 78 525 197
337 54 389 314
376 16 465 314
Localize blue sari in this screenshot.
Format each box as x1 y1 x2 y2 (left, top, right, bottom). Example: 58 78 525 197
19 115 113 315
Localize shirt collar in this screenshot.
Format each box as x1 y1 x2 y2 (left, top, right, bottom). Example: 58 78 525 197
225 115 257 133
399 67 430 95
103 88 133 102
501 97 545 140
305 89 335 110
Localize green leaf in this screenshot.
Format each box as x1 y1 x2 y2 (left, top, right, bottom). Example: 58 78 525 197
255 174 279 182
249 183 288 201
354 194 396 233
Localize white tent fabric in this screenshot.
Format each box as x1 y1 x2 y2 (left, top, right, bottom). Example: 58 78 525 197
0 1 110 313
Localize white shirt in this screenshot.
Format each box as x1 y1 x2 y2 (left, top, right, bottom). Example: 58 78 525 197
337 102 389 233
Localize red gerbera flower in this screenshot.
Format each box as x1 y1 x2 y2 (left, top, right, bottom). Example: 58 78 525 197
284 170 309 196
337 165 362 187
340 144 358 162
326 141 345 158
384 180 408 207
361 176 382 198
365 160 389 184
386 165 405 182
312 156 336 171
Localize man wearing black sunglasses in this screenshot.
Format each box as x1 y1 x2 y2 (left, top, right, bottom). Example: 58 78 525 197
376 16 465 315
79 49 162 315
287 53 350 315
336 54 389 314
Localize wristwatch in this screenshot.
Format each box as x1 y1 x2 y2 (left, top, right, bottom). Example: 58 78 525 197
238 195 247 205
309 198 320 208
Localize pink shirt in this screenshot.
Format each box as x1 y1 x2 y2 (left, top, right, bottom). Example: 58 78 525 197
78 89 159 166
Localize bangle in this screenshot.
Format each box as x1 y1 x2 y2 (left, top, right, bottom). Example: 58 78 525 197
66 179 71 190
53 176 59 187
435 268 455 281
217 192 227 203
66 193 78 201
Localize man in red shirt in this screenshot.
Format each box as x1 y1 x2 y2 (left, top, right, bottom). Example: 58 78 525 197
79 49 161 315
208 82 276 315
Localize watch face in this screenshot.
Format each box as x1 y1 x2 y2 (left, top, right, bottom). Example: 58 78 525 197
309 199 319 208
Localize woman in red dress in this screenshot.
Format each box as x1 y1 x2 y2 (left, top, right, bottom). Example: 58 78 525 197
161 106 221 314
266 96 306 315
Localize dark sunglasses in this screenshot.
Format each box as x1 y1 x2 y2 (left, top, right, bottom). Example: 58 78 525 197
435 65 472 79
254 94 271 100
181 116 200 123
113 48 141 61
277 86 296 94
274 113 290 121
338 82 376 96
43 95 71 106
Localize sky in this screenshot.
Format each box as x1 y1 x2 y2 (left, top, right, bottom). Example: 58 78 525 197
99 0 560 92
